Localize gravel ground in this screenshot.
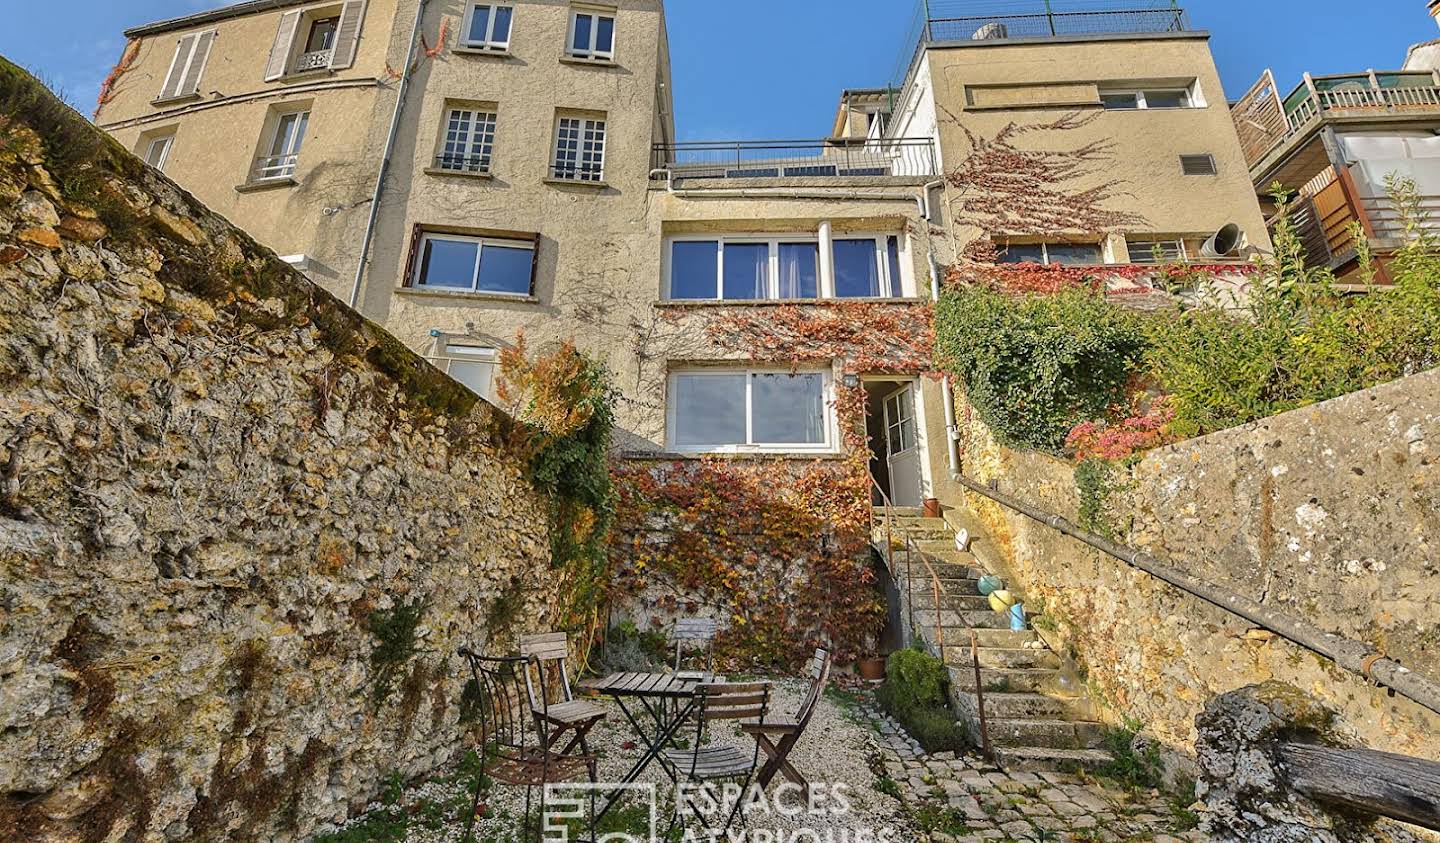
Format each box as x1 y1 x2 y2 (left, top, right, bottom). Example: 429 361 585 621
318 680 910 842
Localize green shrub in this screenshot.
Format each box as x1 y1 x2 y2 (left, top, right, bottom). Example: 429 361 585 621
876 648 969 753
935 287 1148 451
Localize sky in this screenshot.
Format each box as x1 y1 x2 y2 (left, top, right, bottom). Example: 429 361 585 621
1 0 1434 138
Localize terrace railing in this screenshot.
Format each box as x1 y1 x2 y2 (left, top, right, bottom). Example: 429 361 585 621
651 138 939 181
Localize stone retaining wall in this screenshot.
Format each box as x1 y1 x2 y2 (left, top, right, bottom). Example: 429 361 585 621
956 369 1440 763
0 62 556 841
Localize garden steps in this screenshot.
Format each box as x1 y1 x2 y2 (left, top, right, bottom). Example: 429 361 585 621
992 746 1115 774
874 506 1116 774
955 690 1094 721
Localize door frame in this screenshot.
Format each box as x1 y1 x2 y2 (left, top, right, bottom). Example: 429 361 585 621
875 379 927 507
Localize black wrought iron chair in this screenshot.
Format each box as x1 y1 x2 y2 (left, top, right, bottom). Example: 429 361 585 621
662 681 771 836
457 649 597 843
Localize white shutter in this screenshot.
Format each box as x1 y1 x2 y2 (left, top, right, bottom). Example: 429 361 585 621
177 30 216 98
158 33 197 100
329 1 368 70
265 10 304 81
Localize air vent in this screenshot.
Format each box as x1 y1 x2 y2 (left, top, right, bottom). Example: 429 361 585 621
1180 154 1218 176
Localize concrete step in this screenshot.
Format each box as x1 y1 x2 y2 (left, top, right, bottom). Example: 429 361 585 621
986 718 1106 750
877 515 949 531
950 665 1082 697
956 691 1095 721
912 593 992 612
898 560 987 581
965 647 1061 670
993 746 1114 774
957 629 1040 649
875 506 925 517
914 611 1011 630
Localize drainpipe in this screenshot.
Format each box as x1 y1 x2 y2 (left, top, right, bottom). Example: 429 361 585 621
929 248 960 475
348 0 429 310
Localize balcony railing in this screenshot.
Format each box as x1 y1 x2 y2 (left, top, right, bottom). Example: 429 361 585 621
434 152 492 174
254 154 299 181
1234 72 1440 169
891 1 1190 91
652 138 939 181
294 49 333 73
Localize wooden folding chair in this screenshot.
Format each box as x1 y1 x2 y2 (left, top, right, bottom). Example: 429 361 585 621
670 617 717 677
741 647 833 796
517 632 606 776
457 650 596 843
663 681 771 835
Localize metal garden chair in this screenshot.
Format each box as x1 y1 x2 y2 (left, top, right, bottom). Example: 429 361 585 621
741 647 833 795
456 650 597 843
662 681 772 836
670 617 717 677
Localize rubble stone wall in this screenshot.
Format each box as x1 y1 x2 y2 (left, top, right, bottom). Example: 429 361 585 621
0 61 555 841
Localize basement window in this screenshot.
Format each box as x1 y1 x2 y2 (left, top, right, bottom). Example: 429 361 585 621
430 342 499 400
997 242 1103 266
1127 239 1188 263
668 369 832 453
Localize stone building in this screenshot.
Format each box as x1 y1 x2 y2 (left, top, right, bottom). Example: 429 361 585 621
95 0 1267 510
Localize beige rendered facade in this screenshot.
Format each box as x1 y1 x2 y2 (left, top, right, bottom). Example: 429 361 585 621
95 1 1267 510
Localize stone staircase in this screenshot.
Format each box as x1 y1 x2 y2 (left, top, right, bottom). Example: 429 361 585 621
873 507 1113 772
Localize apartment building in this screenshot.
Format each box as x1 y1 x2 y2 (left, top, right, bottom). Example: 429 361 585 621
96 0 1267 511
1232 4 1440 282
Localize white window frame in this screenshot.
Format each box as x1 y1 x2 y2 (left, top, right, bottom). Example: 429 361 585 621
665 368 836 454
566 7 616 61
257 108 310 180
437 106 498 173
551 115 607 181
144 135 175 171
429 341 500 402
415 232 535 296
1099 82 1203 111
664 231 908 301
1127 238 1188 264
460 2 513 51
997 241 1106 266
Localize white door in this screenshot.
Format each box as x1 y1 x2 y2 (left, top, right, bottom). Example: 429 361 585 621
883 384 922 508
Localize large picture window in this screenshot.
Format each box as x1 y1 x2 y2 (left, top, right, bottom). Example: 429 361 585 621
665 233 902 301
413 232 536 296
668 370 831 452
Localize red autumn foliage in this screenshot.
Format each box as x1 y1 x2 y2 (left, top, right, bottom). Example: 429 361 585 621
1065 396 1178 461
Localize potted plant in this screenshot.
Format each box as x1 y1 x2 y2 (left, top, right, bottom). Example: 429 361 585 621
857 636 887 681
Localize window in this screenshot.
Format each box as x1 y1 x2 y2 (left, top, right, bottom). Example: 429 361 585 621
885 388 917 455
552 116 606 181
1180 154 1218 176
257 110 309 180
304 17 339 53
567 8 616 60
143 135 174 171
665 233 903 301
462 3 513 51
1127 239 1187 264
157 30 216 102
997 242 1102 266
414 233 536 296
834 236 905 298
669 370 831 452
437 107 497 173
1101 89 1193 110
432 342 499 400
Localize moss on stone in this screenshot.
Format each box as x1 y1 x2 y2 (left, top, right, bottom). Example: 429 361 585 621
368 599 427 707
364 330 478 423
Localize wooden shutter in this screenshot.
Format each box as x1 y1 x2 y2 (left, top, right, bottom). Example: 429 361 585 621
329 1 368 70
401 224 425 288
265 10 304 81
158 33 197 100
177 30 216 99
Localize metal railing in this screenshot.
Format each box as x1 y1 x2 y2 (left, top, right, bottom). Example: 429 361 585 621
891 1 1190 92
1242 85 1440 168
253 154 299 180
434 152 492 174
549 163 605 182
652 138 939 181
294 49 333 72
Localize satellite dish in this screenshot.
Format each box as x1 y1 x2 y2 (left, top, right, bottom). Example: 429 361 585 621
1201 223 1243 258
972 22 1008 40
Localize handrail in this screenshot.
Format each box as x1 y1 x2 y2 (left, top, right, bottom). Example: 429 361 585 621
868 475 947 664
951 471 1440 718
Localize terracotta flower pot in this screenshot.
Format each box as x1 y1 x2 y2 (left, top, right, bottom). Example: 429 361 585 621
857 656 887 681
923 498 942 518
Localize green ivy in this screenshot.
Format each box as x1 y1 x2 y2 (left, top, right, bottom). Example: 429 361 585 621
367 599 426 707
1074 459 1128 540
935 287 1148 452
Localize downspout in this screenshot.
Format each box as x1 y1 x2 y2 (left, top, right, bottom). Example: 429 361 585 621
348 0 429 310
